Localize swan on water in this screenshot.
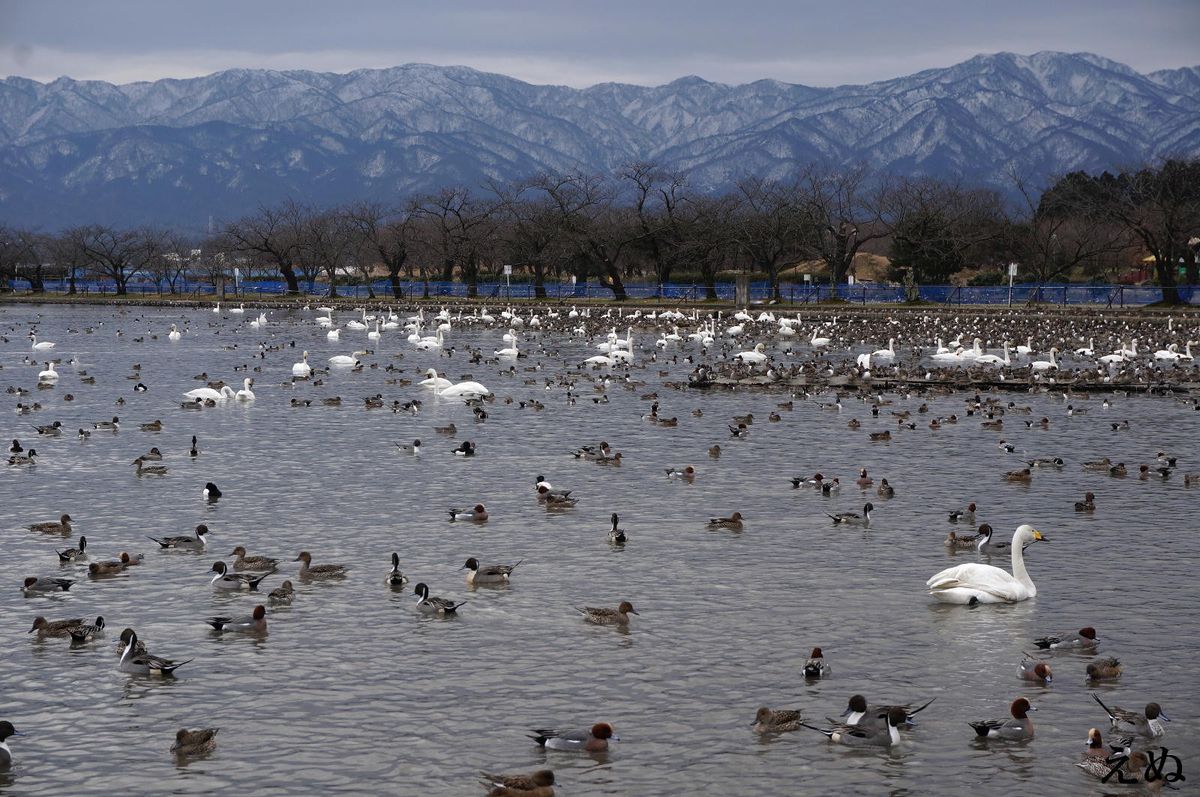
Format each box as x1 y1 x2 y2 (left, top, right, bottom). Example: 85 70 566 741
926 524 1047 603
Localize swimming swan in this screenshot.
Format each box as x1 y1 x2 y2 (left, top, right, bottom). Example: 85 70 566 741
926 524 1047 603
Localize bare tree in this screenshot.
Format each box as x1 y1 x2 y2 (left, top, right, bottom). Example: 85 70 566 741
796 165 888 286
410 187 496 298
222 200 311 294
345 201 412 300
0 226 47 292
66 225 159 295
733 177 812 300
299 209 358 297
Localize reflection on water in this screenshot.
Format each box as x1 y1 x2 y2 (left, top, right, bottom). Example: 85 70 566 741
0 304 1196 795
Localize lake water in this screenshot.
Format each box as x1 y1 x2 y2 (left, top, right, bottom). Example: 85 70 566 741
1 303 1196 796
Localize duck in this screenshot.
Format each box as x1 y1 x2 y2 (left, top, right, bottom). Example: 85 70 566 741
414 582 465 614
148 524 209 551
1003 468 1032 483
134 459 167 476
803 647 832 679
1074 492 1096 512
28 513 73 534
707 512 744 530
206 605 268 633
394 439 421 455
171 728 218 757
664 465 696 480
480 769 555 797
385 553 408 588
855 468 873 487
230 546 278 571
948 503 976 523
826 503 873 526
1086 657 1123 682
926 524 1047 603
753 707 803 734
93 416 120 431
118 630 191 676
139 420 164 432
448 504 488 522
608 513 626 544
8 448 38 465
452 441 477 457
67 617 106 644
577 601 638 626
838 695 936 728
1034 627 1098 650
463 557 522 585
529 723 617 752
1018 656 1053 684
0 720 22 768
943 530 982 550
820 478 841 495
210 561 273 591
969 698 1036 740
56 536 88 561
89 554 135 576
268 580 295 604
28 616 94 639
800 708 906 747
1090 694 1168 738
22 576 74 593
974 524 1011 555
295 551 348 579
876 479 895 498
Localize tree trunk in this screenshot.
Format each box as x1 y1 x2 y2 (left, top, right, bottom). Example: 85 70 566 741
26 272 45 293
114 272 128 295
704 273 718 301
389 269 403 300
532 262 547 300
68 267 77 295
1185 247 1197 287
1156 257 1181 305
280 264 300 294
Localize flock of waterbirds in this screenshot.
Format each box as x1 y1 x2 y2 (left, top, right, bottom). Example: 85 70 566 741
4 299 1198 792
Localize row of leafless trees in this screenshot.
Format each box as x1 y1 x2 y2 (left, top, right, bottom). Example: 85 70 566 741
2 160 1196 302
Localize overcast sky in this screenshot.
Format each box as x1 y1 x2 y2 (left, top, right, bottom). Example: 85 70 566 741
0 0 1196 87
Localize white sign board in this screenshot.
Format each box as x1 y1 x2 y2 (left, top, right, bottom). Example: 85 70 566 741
1008 263 1018 277
503 264 513 276
847 274 855 285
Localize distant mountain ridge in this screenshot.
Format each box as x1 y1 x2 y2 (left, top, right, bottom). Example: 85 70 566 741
0 51 1197 231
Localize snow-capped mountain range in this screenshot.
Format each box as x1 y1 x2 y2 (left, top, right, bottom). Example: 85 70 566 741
0 51 1196 230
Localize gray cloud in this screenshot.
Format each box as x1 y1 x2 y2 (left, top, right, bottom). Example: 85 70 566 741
0 0 1196 86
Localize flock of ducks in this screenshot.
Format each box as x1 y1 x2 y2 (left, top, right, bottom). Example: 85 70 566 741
3 300 1197 793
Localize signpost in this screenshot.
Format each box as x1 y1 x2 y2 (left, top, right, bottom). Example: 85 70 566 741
1008 262 1018 306
503 263 512 299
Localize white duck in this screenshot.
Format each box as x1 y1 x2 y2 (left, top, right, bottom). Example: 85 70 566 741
926 524 1047 603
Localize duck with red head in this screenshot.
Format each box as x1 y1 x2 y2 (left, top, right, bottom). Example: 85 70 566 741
969 698 1035 740
1033 626 1098 650
529 722 617 752
206 604 268 634
1018 657 1052 684
803 647 832 679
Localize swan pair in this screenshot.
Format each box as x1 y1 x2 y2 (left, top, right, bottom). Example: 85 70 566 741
927 524 1047 603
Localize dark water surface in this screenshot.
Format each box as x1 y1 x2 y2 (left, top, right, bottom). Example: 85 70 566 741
1 304 1195 795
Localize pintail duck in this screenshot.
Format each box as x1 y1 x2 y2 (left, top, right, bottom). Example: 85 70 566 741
840 695 935 728
1 720 22 768
203 482 222 500
172 728 218 757
33 421 63 436
608 513 626 544
149 524 209 551
1003 468 1032 482
463 557 522 585
9 439 22 453
68 617 106 644
1111 420 1130 431
414 582 465 614
206 604 268 633
189 436 199 457
1076 747 1150 782
55 535 87 559
29 513 73 534
801 708 906 747
230 546 278 571
1086 657 1123 682
115 627 147 657
385 553 408 588
974 524 1012 554
479 769 555 797
268 580 294 604
22 576 73 593
134 459 167 476
1074 492 1096 512
847 418 861 429
1034 627 1098 650
529 723 617 752
139 420 163 432
295 551 348 579
664 465 696 480
707 512 744 530
855 468 873 487
137 447 163 461
394 439 421 455
948 503 976 523
93 416 120 430
753 707 803 734
595 450 622 465
969 698 1035 740
89 553 137 576
449 504 488 522
827 503 872 526
804 647 832 679
728 423 749 437
1083 457 1112 471
1018 656 1053 684
577 601 638 626
944 530 983 550
210 561 273 591
29 615 98 639
118 631 191 676
1090 694 1168 738
539 487 578 507
1027 456 1064 469
9 449 38 465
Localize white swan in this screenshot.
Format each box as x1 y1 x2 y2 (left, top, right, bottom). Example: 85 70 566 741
1030 348 1059 371
439 380 491 398
583 353 615 366
236 378 255 401
38 362 59 381
1074 338 1095 357
927 524 1047 603
327 327 340 341
249 312 267 329
229 303 245 314
414 329 443 351
328 353 360 366
1015 337 1033 356
168 324 181 342
419 368 453 389
30 335 55 351
183 385 237 401
734 343 767 364
213 302 221 314
810 329 831 348
367 320 382 341
292 351 312 378
974 342 1011 367
1153 343 1180 361
871 339 896 360
495 339 519 358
